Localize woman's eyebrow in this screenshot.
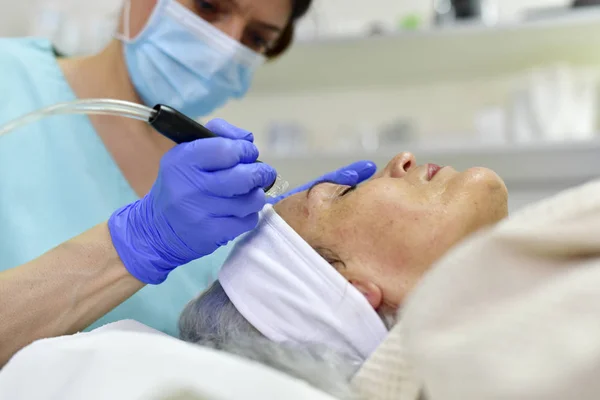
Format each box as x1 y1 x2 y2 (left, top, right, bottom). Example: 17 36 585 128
313 246 345 269
227 0 285 32
252 20 284 33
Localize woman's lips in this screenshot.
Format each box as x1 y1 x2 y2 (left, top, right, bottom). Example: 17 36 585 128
427 164 442 180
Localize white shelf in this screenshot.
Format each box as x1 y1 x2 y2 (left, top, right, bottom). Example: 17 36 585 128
251 10 600 94
262 139 600 189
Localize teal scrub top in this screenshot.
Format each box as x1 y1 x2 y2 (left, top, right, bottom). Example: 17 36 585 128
0 38 231 336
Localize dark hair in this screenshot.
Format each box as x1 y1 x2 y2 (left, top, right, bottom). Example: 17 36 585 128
265 0 312 59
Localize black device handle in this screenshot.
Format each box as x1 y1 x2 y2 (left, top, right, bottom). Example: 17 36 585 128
148 104 275 191
149 104 217 143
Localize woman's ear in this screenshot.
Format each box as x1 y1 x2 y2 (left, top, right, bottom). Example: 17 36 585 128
350 279 382 309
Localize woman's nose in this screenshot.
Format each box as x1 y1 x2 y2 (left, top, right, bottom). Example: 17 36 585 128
382 152 416 178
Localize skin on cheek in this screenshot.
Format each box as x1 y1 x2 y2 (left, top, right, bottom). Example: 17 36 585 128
125 0 158 38
273 195 309 240
331 206 396 269
335 224 357 245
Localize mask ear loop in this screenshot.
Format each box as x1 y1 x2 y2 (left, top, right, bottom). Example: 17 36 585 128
114 0 132 42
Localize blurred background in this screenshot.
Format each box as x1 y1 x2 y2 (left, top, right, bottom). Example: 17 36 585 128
3 0 600 211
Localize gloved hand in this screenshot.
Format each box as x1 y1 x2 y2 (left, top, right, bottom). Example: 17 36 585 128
267 160 377 204
108 119 276 284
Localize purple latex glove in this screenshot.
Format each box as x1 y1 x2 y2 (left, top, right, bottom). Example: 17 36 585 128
108 119 276 284
267 160 377 204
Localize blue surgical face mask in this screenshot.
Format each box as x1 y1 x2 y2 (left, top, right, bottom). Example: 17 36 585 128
117 0 265 118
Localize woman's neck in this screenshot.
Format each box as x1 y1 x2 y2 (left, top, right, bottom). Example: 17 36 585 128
58 40 174 197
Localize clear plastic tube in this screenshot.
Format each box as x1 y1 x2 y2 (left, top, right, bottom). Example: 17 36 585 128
0 98 289 197
0 99 154 137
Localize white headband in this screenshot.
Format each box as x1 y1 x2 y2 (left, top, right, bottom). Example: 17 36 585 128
219 205 388 361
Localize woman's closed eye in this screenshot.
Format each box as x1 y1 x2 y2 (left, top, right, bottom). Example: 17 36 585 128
340 185 357 197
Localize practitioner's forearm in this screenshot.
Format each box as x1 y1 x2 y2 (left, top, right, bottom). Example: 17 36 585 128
0 222 144 366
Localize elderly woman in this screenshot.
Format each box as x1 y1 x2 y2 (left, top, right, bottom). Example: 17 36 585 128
178 152 508 369
0 152 509 399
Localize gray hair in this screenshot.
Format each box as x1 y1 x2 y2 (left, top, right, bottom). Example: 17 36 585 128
179 281 363 399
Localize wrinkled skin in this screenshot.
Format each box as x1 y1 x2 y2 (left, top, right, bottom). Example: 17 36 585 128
274 152 509 315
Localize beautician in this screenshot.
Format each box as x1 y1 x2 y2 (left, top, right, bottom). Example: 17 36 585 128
0 119 376 366
0 0 376 337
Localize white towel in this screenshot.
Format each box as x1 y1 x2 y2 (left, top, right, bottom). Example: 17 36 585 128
220 204 387 361
0 320 337 400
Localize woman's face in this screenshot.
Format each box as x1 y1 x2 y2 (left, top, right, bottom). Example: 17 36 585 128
126 0 292 54
274 152 509 314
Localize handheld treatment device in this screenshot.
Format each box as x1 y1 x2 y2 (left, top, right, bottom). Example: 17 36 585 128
0 99 288 196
